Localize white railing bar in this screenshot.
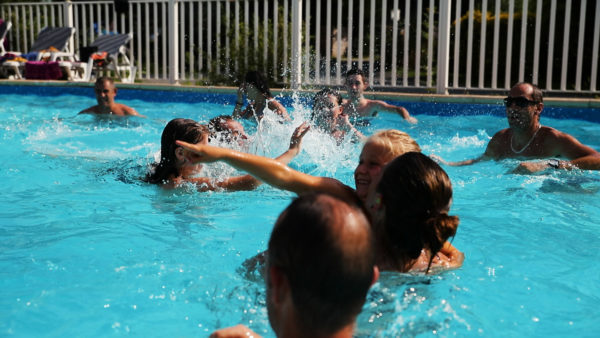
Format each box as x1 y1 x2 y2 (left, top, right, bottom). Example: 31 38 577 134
217 2 221 75
225 1 230 77
89 4 94 44
505 0 514 89
35 5 40 37
465 0 474 88
136 3 142 79
491 0 500 89
368 0 375 85
403 0 410 87
437 0 451 94
52 4 57 27
104 2 109 33
560 0 572 91
335 0 342 84
304 0 310 83
188 2 194 80
283 0 288 82
518 0 528 82
155 1 160 79
81 5 87 47
546 0 557 90
326 0 331 84
380 0 387 85
452 0 462 87
43 5 48 31
415 0 422 87
290 0 302 89
426 0 433 87
591 0 600 91
145 2 151 79
478 0 487 88
234 1 239 74
358 0 364 71
533 0 542 84
168 0 178 84
575 0 586 91
347 0 353 73
253 0 258 66
273 0 279 80
314 0 321 83
244 0 249 69
131 3 137 80
263 0 268 73
391 0 398 87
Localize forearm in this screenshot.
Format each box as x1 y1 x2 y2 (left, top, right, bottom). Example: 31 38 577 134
567 154 600 170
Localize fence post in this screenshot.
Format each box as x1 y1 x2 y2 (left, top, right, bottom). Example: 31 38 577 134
290 0 302 89
64 0 74 54
168 0 179 84
436 0 451 94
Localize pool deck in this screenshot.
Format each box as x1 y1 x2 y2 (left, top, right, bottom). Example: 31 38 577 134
1 79 600 108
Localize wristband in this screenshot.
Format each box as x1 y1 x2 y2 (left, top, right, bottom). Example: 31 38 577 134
546 159 561 169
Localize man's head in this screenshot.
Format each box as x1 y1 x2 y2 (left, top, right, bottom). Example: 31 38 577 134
345 68 368 99
266 193 377 336
504 82 544 130
94 77 117 107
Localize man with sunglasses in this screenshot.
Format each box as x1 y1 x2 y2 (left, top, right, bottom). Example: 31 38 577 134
445 82 599 172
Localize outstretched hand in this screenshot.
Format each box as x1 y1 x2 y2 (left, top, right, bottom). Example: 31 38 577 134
289 122 310 152
176 140 223 164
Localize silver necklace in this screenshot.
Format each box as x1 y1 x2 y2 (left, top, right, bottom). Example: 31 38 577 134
510 124 541 154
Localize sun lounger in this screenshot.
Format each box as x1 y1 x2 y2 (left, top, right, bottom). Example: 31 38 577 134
2 26 76 79
62 33 136 83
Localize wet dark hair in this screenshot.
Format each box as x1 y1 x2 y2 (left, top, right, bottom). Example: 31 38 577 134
207 115 233 133
377 152 459 273
95 76 114 87
310 88 342 122
345 68 367 80
145 118 207 184
268 193 375 334
245 70 272 97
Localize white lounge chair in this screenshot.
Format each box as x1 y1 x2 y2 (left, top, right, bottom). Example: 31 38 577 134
63 33 136 83
0 20 12 56
2 26 76 79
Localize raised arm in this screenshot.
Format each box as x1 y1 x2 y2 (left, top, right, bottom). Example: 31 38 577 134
188 123 310 191
176 134 355 200
267 98 291 122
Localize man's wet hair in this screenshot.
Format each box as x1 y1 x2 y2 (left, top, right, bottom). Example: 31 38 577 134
267 193 375 334
513 82 543 103
345 68 367 80
95 76 114 86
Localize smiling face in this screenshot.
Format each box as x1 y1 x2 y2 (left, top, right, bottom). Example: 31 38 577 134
94 80 116 107
505 83 543 131
354 142 392 202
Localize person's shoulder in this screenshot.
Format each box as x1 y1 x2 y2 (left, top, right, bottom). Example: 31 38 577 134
78 105 99 114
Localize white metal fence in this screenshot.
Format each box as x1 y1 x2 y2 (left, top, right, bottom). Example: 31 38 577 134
1 0 599 95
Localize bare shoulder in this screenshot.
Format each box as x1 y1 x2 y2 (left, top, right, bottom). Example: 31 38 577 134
78 105 99 114
117 103 143 117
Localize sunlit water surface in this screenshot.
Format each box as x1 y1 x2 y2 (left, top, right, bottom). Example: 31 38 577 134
1 86 599 337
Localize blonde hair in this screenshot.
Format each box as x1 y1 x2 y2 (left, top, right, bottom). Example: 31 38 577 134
365 130 421 161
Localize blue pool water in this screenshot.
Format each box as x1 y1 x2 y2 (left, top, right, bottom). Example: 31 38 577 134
1 84 599 337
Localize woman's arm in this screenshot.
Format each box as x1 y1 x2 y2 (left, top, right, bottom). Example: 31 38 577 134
267 98 291 121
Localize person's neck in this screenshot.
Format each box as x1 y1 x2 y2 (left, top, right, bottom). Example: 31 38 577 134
512 122 541 142
350 94 364 105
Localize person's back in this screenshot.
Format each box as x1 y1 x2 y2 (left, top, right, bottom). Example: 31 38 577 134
211 193 378 338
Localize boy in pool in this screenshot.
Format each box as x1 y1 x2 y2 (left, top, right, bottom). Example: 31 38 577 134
341 68 417 124
233 71 291 122
79 77 145 117
311 88 365 143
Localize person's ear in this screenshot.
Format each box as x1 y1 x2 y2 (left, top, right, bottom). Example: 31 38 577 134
113 87 118 97
175 147 186 163
268 265 289 304
371 265 380 286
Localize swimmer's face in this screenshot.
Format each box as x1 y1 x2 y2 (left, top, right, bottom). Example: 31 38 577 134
346 74 367 98
505 84 542 130
223 119 249 146
354 142 391 202
94 80 116 106
314 94 342 124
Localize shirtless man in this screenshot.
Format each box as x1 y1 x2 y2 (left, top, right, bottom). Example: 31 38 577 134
210 193 378 338
79 77 145 117
447 82 600 173
341 68 417 124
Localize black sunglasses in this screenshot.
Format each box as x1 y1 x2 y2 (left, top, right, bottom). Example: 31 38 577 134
504 97 538 108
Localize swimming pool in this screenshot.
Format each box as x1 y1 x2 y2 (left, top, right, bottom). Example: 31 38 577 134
1 84 599 337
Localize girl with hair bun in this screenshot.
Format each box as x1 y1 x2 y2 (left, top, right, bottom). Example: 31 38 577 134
369 152 463 273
